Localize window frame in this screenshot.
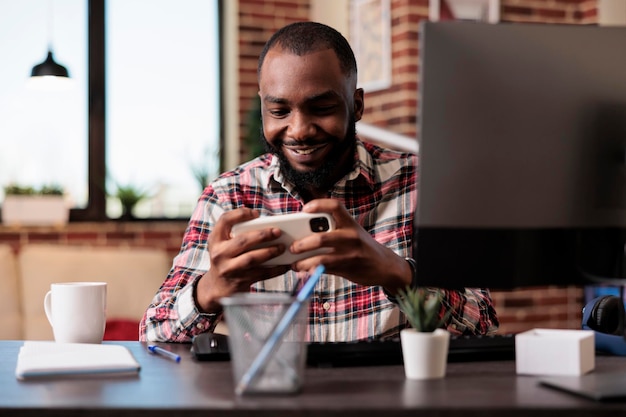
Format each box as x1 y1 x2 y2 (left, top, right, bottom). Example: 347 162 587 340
71 0 224 222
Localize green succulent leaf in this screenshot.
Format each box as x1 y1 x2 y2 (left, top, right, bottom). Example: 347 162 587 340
396 287 451 332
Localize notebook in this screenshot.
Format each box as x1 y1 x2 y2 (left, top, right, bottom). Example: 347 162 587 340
15 341 141 380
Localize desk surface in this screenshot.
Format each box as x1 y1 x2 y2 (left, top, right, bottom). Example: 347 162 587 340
1 340 626 416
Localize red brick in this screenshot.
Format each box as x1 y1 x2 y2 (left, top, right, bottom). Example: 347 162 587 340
537 8 567 19
0 232 21 244
66 232 100 244
502 6 534 16
27 233 62 243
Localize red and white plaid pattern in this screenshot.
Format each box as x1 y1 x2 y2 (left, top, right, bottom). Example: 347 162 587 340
140 140 499 342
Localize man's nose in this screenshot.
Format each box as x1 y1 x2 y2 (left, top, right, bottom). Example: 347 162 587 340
287 112 316 140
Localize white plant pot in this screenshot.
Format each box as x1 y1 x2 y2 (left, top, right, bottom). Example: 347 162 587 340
2 195 69 227
400 328 450 380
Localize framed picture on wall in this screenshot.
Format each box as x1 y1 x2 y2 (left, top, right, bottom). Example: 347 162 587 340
429 0 500 23
351 0 392 92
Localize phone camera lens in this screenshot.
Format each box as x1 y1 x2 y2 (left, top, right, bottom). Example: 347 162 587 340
309 217 330 233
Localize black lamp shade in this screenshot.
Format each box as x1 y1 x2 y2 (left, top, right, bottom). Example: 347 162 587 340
31 50 70 78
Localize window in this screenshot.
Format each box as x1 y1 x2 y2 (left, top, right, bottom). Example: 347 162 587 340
0 0 221 221
0 0 88 208
106 0 221 219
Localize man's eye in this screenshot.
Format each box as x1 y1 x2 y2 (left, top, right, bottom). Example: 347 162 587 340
313 105 336 114
268 109 288 117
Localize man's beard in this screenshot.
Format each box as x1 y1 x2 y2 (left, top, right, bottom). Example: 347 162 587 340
262 118 357 192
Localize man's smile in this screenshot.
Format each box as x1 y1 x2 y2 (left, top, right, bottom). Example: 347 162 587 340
283 143 329 163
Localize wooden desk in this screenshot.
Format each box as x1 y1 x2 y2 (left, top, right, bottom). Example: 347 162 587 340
1 340 626 416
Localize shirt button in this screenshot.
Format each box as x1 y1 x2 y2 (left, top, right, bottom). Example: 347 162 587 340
196 323 205 330
322 302 331 311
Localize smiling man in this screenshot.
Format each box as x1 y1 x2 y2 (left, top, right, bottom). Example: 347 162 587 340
140 21 499 343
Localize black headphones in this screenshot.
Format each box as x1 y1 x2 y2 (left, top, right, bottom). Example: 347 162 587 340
583 295 625 335
582 295 626 355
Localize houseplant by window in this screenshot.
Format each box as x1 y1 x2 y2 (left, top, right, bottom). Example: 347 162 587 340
112 184 150 221
396 287 452 379
1 184 69 227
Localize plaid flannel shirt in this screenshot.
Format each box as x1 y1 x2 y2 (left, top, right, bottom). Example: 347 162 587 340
140 140 499 342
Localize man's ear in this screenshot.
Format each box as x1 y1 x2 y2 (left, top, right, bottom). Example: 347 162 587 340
353 88 364 121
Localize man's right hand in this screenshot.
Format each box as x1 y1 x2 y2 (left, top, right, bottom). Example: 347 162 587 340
194 208 290 313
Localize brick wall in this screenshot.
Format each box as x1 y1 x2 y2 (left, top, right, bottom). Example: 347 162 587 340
0 222 186 261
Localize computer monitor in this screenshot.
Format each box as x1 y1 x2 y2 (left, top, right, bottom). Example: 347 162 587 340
414 21 626 289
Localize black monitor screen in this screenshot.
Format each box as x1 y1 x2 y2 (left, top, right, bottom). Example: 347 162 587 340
415 21 626 290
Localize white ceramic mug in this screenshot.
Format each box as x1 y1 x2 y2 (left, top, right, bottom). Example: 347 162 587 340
43 282 107 343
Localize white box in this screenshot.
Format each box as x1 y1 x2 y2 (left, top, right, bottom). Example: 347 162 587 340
515 328 595 376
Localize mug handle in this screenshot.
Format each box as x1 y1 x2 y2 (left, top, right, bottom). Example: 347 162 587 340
43 291 54 327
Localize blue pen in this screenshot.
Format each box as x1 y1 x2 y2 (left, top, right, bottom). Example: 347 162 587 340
236 264 325 395
148 345 181 363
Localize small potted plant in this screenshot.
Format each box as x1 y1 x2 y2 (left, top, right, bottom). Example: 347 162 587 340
2 183 68 227
113 183 150 221
396 287 452 379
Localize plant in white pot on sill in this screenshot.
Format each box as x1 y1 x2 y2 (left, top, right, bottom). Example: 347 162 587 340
2 184 69 227
396 287 452 380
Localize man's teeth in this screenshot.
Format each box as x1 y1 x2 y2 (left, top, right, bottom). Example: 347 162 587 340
294 148 315 155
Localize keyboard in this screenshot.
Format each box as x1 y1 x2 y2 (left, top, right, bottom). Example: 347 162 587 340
306 334 516 367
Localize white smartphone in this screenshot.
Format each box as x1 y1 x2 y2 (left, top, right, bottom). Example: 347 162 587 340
231 212 335 266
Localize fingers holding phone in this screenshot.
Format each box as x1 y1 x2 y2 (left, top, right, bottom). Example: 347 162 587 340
231 212 336 266
211 208 288 273
298 199 408 289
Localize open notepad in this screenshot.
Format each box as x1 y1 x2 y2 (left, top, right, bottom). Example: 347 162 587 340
15 341 141 380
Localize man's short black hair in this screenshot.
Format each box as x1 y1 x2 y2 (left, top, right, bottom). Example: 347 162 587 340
257 21 357 78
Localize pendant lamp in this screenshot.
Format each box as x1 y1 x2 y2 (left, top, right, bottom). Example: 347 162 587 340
31 50 70 78
29 0 71 88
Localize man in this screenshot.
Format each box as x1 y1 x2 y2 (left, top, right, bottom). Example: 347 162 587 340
140 21 498 342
